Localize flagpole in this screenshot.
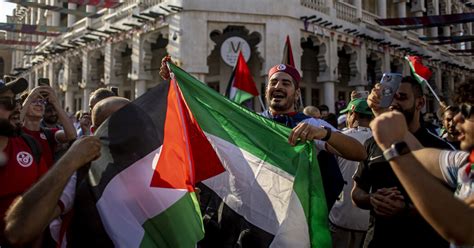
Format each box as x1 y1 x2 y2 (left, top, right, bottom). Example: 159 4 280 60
258 95 266 112
424 79 444 108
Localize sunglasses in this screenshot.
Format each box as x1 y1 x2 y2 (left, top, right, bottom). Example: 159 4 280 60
459 103 473 119
31 99 48 106
0 97 16 111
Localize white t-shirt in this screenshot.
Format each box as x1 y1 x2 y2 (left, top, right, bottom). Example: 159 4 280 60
301 117 338 152
329 127 372 231
438 150 473 248
439 150 472 199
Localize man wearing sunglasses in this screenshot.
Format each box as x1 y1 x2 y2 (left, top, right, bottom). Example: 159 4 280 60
370 81 474 246
0 78 49 246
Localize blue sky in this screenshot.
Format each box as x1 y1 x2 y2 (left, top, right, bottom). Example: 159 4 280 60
0 1 17 23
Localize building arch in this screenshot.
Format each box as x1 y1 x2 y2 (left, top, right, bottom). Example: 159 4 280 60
206 25 264 99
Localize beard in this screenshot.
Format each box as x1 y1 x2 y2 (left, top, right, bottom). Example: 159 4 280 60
0 118 17 137
265 90 297 113
391 103 416 125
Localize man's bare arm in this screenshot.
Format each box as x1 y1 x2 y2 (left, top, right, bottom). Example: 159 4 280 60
371 111 474 245
4 137 101 245
351 182 372 210
388 154 474 245
289 123 367 161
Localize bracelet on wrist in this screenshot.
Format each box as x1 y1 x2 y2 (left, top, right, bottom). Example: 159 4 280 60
321 126 332 141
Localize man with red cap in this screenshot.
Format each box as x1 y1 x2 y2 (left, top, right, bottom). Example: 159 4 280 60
263 63 365 162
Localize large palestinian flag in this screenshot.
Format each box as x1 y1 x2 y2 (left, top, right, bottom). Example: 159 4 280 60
89 62 330 247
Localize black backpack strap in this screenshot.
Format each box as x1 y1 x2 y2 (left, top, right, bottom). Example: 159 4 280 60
40 127 56 151
20 132 42 165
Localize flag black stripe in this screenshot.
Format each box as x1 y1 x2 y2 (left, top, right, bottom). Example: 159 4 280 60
89 81 170 199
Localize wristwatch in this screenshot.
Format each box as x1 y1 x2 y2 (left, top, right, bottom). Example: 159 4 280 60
383 141 411 161
321 126 332 141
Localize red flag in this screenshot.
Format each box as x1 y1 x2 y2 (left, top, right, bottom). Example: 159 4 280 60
405 55 432 86
282 35 295 67
151 79 225 189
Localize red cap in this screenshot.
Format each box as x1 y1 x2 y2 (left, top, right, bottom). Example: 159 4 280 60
268 64 301 88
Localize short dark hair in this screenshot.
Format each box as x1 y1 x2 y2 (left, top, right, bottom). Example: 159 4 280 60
453 80 474 105
322 113 337 128
442 105 459 118
90 88 116 101
319 104 329 112
357 112 374 121
401 76 423 98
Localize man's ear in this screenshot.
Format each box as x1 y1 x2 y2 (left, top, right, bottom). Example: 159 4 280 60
295 88 301 99
416 96 426 111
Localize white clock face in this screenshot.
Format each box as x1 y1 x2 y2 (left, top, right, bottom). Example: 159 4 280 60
220 36 251 67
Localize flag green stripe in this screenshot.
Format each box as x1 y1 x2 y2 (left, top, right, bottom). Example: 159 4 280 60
232 88 254 104
140 192 204 248
293 145 331 248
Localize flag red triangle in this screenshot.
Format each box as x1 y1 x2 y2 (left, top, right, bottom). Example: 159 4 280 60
150 80 225 190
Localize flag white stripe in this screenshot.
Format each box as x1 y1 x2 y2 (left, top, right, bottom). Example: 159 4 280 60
203 133 310 247
96 146 187 248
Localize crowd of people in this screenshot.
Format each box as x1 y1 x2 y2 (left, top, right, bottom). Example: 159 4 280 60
0 56 472 248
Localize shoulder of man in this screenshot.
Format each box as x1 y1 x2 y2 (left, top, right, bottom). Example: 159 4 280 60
343 127 373 144
417 128 455 150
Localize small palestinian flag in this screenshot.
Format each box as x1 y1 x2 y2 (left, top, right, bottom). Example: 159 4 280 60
282 35 295 67
225 51 259 105
405 55 432 86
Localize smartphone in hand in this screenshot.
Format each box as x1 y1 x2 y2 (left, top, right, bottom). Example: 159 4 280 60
379 73 402 108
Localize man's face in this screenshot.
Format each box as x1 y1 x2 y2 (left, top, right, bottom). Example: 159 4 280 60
443 110 458 135
265 72 298 114
454 104 474 151
389 83 421 125
0 90 17 136
25 97 46 119
43 105 58 124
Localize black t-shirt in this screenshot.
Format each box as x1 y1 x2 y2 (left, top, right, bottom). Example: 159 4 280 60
353 127 453 248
